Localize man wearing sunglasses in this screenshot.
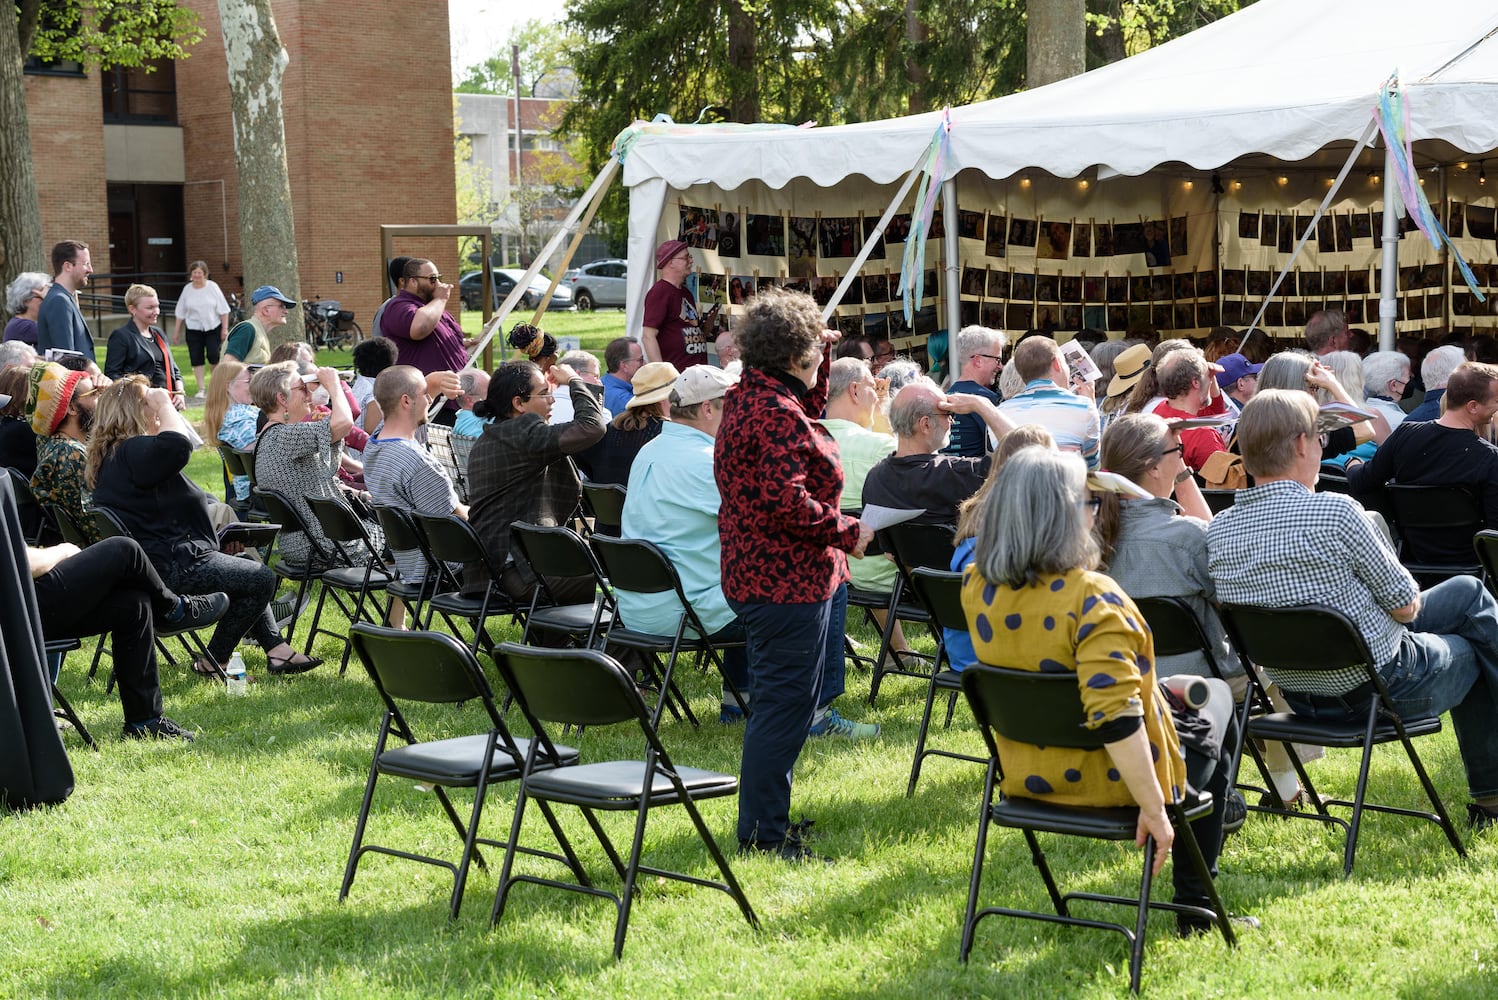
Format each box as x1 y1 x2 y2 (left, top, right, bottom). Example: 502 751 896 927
379 258 473 426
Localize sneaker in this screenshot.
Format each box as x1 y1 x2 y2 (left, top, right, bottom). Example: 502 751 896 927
123 716 195 741
1221 789 1248 836
163 592 230 632
270 591 307 631
738 830 831 863
1468 802 1498 831
719 704 746 725
809 707 880 740
1177 912 1260 938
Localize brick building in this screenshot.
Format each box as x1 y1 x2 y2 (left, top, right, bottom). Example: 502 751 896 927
22 0 458 331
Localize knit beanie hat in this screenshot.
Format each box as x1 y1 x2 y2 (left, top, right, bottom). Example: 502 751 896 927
28 362 86 436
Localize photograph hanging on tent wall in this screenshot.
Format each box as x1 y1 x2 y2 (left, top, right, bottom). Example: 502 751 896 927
985 215 1007 257
789 217 818 277
745 214 785 256
862 218 886 259
719 212 741 258
819 217 858 258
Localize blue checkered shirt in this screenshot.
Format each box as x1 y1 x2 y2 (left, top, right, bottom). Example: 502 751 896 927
1206 479 1418 672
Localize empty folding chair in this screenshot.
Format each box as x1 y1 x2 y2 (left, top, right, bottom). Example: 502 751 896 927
509 522 612 647
415 512 519 652
582 480 627 538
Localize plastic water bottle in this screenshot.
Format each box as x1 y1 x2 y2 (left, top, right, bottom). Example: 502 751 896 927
225 652 248 696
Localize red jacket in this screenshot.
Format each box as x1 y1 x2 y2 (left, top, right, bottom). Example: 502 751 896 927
715 356 861 603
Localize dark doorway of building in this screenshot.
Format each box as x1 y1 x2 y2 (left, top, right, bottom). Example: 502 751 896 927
108 182 186 299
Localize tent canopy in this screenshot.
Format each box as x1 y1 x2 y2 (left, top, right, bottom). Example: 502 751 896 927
621 0 1498 193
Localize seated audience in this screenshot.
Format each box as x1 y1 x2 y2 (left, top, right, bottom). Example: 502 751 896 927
4 272 49 346
997 336 1101 468
250 361 384 569
363 365 468 627
1258 350 1389 461
1208 389 1498 830
268 340 314 365
863 380 1012 526
1099 342 1151 430
1407 344 1465 422
1361 350 1412 432
601 336 643 413
1347 361 1498 565
104 284 184 407
1152 347 1228 472
350 336 399 434
1215 352 1262 440
941 325 1005 458
28 362 100 541
616 364 751 721
29 536 226 738
550 349 610 425
574 361 675 487
202 359 258 506
465 358 605 603
963 446 1239 934
0 339 39 373
87 376 319 676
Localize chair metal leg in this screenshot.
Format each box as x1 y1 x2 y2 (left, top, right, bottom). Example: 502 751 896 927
339 746 385 905
959 762 999 962
51 684 96 750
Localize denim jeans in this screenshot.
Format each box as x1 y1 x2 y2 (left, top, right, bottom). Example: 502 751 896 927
728 595 832 845
1285 575 1498 798
818 583 848 711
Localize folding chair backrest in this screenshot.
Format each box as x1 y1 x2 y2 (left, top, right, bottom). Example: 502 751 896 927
1200 489 1236 513
414 512 507 585
90 505 129 540
883 521 958 575
591 534 677 596
350 623 492 706
44 502 91 548
306 493 373 547
1476 529 1498 582
908 567 967 632
961 664 1105 751
582 481 627 529
1132 596 1215 659
496 641 643 728
512 522 603 583
1387 484 1484 561
254 487 338 565
8 466 44 542
1219 603 1374 697
218 444 247 478
373 504 424 554
425 424 466 500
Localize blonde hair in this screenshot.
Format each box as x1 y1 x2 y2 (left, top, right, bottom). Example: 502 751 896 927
124 283 157 309
954 424 1057 544
203 358 245 443
85 375 152 489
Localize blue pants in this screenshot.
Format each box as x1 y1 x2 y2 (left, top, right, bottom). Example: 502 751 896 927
818 582 848 710
1286 575 1498 798
729 595 832 845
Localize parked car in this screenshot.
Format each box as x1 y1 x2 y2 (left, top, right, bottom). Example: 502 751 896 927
457 268 574 312
561 258 628 311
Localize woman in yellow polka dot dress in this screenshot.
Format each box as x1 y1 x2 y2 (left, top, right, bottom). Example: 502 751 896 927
960 446 1237 935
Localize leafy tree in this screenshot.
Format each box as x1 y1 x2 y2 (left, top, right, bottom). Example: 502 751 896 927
0 0 203 286
455 18 575 97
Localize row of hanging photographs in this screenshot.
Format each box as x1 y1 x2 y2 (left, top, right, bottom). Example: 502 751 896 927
681 204 1188 269
1232 201 1498 252
690 270 941 308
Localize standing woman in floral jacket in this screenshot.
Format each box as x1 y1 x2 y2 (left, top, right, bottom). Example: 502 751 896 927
715 288 874 861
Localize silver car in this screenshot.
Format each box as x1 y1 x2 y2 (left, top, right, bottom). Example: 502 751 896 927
562 258 628 311
458 268 574 312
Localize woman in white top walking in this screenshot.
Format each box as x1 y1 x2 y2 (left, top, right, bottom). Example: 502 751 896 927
172 260 232 400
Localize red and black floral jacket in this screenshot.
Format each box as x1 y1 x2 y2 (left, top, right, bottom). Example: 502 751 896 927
714 356 862 604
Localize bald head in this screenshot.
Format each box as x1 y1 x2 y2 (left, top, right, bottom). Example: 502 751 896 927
888 381 944 440
373 364 428 415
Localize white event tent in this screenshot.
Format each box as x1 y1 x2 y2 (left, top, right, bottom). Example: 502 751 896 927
618 0 1498 346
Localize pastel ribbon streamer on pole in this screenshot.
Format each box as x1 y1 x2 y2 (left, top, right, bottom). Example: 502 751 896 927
901 108 953 326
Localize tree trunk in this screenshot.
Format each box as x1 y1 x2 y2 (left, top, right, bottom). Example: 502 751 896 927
1027 0 1086 88
726 1 758 123
905 0 928 114
1090 0 1127 67
218 0 303 344
0 1 46 286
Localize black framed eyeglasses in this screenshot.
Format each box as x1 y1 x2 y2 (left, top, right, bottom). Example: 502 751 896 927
1083 496 1102 514
976 353 1004 363
1159 444 1184 458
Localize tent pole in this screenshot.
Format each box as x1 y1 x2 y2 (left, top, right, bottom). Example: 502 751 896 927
819 162 925 322
942 178 960 342
1379 144 1399 351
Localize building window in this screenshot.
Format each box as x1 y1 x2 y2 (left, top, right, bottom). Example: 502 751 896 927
24 54 85 77
101 59 177 124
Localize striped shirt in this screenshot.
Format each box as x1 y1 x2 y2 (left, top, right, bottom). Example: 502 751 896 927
1205 479 1417 667
997 379 1101 469
363 436 459 582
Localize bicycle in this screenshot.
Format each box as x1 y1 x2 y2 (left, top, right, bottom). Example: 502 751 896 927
302 298 363 351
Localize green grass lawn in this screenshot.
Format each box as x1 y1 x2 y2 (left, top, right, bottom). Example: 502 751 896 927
10 346 1498 997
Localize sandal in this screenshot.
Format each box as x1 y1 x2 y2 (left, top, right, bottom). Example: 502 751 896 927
266 652 324 676
191 656 227 681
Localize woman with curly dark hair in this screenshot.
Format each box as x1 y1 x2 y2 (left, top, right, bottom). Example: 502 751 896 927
714 287 875 861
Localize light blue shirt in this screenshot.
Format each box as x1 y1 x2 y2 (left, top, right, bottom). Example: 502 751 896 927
617 421 733 634
997 378 1101 469
452 408 489 438
602 372 634 414
218 403 259 500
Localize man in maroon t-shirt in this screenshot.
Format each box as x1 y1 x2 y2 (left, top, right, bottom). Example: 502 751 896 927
378 257 474 424
641 239 709 369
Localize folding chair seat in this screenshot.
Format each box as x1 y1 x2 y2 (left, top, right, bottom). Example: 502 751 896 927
867 521 955 705
580 480 627 539
415 512 520 652
1386 484 1485 584
959 664 1235 994
372 505 455 627
490 642 759 957
340 625 581 920
90 507 215 675
304 494 393 674
253 488 332 645
509 522 612 646
591 534 750 727
45 638 96 750
904 568 986 796
1220 602 1466 876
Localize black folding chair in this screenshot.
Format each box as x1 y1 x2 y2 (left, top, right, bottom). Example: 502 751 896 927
304 494 393 674
867 521 955 705
1385 483 1485 583
1199 488 1237 513
591 534 750 727
45 638 96 750
582 481 627 538
509 522 612 647
253 487 334 646
415 512 519 653
1220 603 1466 876
958 664 1235 993
340 625 582 920
8 466 47 544
490 642 759 958
372 505 456 629
904 568 986 796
